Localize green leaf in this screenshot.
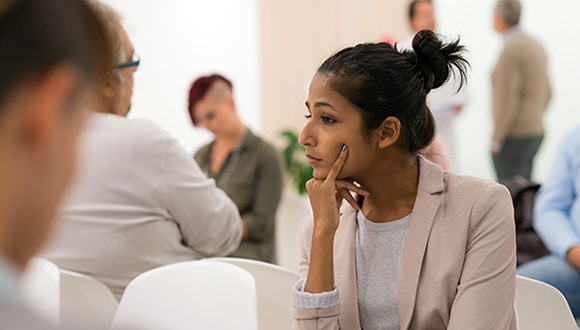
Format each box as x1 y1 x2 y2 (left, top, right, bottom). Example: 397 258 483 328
279 129 313 195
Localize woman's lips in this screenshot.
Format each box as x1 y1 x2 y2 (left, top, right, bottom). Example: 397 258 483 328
306 154 322 166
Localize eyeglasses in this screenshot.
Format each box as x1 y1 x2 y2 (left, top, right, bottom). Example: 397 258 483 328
115 53 140 69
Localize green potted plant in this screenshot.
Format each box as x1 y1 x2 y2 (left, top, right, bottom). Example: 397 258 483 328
280 129 313 195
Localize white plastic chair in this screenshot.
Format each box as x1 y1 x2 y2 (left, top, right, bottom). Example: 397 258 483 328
20 258 60 325
110 260 258 330
211 257 300 330
59 269 118 329
515 275 578 330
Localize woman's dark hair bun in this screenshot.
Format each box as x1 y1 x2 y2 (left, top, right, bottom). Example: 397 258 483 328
412 29 468 91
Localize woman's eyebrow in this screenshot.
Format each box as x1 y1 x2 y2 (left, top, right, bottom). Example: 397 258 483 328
305 101 338 112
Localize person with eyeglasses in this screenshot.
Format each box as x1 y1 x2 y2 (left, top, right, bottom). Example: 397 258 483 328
42 1 242 300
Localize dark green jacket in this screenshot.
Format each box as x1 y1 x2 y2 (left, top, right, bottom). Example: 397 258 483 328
194 130 283 262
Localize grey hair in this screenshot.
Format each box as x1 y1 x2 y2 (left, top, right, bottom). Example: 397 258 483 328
495 0 521 27
88 1 125 81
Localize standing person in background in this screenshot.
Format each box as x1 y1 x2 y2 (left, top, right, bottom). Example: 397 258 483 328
398 0 469 169
43 3 242 300
491 0 551 181
189 74 283 263
517 125 580 318
0 0 112 327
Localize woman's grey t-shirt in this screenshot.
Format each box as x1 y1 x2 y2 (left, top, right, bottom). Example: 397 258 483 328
356 211 411 330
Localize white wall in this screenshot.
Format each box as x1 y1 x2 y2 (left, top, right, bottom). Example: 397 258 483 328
435 0 580 181
100 0 260 154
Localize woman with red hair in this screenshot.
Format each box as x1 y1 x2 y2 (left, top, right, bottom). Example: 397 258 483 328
188 74 283 263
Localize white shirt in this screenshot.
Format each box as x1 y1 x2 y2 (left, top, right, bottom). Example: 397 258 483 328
43 113 242 298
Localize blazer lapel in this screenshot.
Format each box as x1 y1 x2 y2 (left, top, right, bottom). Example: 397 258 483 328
334 203 360 329
398 158 445 329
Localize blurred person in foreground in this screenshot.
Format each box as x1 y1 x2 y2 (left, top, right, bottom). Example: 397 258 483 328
0 0 112 328
189 74 283 263
42 2 242 299
517 125 580 317
398 0 469 170
491 0 551 181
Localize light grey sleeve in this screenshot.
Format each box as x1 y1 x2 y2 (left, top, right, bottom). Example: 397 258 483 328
163 137 242 257
292 279 339 309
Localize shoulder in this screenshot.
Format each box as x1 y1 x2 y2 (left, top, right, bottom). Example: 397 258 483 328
444 172 510 205
194 142 212 159
96 114 175 144
129 118 174 143
444 172 499 193
245 131 281 161
505 34 545 56
555 125 580 162
443 173 513 232
88 114 181 159
560 125 580 148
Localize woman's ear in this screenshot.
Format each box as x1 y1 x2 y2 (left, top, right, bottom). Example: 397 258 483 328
376 116 400 149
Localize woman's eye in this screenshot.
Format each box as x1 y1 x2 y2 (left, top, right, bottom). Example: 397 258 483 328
304 114 312 119
321 115 336 124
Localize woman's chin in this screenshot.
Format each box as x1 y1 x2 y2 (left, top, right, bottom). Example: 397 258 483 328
312 168 329 180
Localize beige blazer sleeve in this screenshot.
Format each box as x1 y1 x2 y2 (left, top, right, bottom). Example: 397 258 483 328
446 183 516 329
292 218 340 330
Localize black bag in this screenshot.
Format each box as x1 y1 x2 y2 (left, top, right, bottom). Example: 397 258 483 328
499 176 550 266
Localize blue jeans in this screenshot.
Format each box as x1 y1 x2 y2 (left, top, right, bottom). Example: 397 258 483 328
517 255 580 317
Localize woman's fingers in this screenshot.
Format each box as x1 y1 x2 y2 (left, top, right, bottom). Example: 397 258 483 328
335 180 369 197
326 144 348 182
336 187 359 210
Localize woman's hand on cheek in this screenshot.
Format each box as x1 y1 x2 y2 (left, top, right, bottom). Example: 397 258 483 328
306 144 369 234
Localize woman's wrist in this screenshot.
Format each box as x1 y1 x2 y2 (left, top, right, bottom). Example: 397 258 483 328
312 221 338 239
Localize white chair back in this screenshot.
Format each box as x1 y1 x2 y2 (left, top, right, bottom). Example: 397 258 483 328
110 260 258 330
515 275 578 330
276 192 310 272
59 269 118 329
20 258 60 325
211 257 299 330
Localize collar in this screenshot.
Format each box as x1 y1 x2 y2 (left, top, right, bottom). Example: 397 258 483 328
503 26 523 43
342 156 445 218
236 129 259 152
212 128 258 154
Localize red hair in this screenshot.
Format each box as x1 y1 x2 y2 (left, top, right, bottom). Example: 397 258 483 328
187 74 233 126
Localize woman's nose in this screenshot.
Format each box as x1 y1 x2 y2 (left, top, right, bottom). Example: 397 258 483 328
299 123 313 147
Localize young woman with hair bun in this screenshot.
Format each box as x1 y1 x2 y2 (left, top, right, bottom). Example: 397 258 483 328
292 30 516 329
